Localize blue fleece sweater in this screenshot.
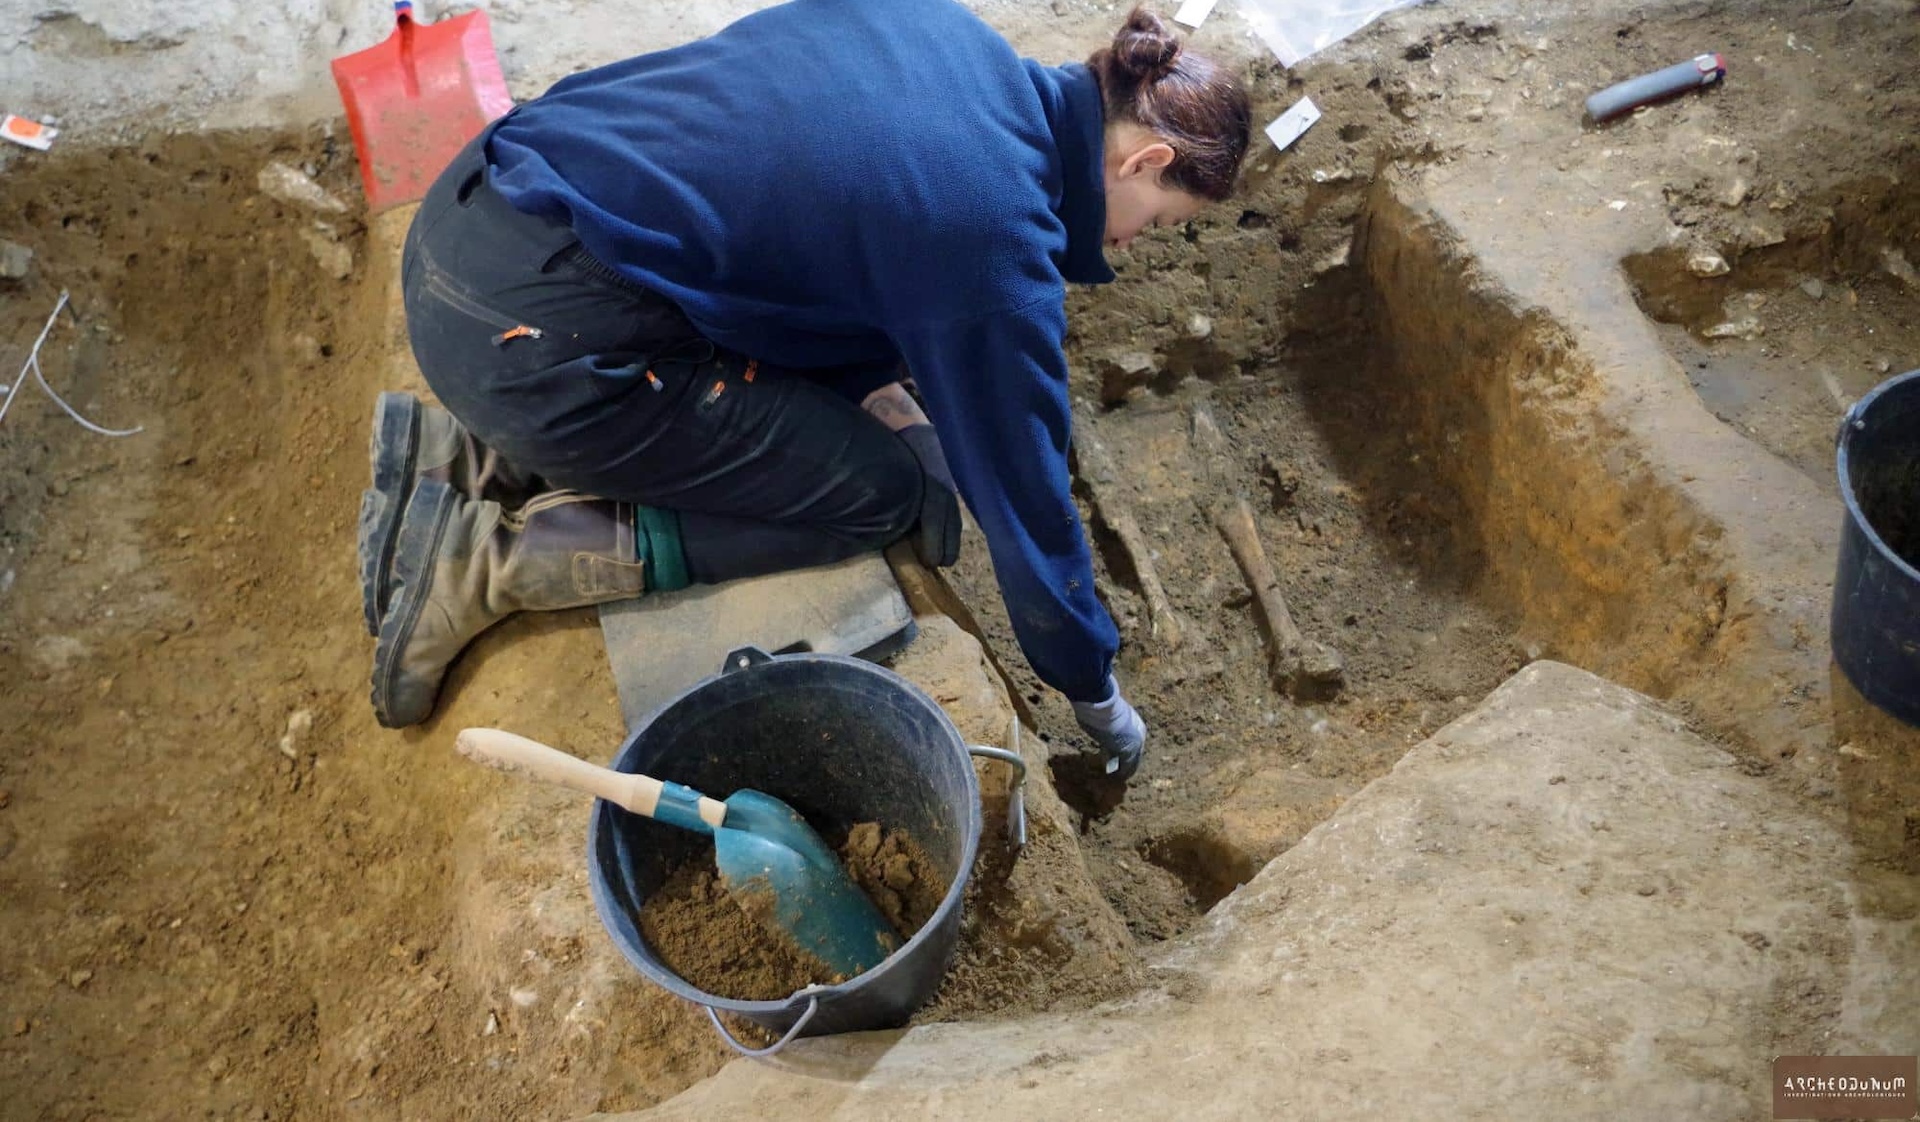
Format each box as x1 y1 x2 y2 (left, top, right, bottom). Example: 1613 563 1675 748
487 0 1121 702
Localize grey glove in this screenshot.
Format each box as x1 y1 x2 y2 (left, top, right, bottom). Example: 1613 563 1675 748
1071 675 1147 781
897 423 961 568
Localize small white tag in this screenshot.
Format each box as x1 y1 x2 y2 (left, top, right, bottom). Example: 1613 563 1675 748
1263 97 1321 153
1172 0 1217 28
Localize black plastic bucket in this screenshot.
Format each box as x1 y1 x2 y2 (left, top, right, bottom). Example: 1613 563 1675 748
1834 368 1920 727
587 646 1021 1054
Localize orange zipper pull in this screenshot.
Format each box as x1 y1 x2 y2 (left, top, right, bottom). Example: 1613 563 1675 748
490 325 544 346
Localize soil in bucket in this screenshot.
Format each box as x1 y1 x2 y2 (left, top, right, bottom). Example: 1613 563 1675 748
637 823 946 1001
840 821 947 936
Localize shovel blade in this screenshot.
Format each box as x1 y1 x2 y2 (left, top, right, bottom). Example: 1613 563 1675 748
714 790 899 979
330 9 514 212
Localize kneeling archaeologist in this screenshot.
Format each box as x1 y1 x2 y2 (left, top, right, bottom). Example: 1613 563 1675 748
356 0 1251 781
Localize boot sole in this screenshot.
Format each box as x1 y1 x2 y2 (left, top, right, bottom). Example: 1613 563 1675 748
370 477 457 729
359 392 422 636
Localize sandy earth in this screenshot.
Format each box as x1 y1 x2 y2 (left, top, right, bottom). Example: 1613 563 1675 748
1 0 1917 1118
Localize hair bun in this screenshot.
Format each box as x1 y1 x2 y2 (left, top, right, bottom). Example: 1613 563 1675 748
1112 8 1180 81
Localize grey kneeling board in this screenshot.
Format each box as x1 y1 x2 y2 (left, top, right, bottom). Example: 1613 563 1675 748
598 552 916 729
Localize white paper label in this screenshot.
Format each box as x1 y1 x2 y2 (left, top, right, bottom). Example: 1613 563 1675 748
1172 0 1218 28
1263 97 1321 153
1 114 58 152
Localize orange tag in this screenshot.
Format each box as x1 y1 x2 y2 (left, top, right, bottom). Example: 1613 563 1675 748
1 114 58 151
489 325 543 346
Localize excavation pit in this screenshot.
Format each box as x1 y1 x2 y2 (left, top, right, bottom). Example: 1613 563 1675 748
5 4 1920 1117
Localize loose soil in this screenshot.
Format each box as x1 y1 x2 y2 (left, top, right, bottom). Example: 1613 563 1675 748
639 862 836 1000
635 824 945 1003
4 2 1917 1119
912 806 1110 1024
840 821 945 937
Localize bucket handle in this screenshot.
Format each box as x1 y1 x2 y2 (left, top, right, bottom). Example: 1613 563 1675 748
721 646 775 675
704 994 820 1058
967 717 1028 852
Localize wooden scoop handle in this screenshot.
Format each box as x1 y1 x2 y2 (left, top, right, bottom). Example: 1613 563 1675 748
454 727 726 827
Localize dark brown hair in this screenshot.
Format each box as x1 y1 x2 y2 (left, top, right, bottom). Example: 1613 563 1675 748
1087 7 1252 201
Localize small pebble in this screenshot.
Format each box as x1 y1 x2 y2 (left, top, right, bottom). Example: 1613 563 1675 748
68 969 93 989
11 1017 28 1036
277 709 314 760
0 240 32 281
483 1011 499 1036
1883 246 1918 288
1687 250 1731 278
1704 318 1764 340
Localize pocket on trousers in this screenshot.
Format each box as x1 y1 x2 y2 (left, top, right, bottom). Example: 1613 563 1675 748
688 355 767 426
420 263 554 350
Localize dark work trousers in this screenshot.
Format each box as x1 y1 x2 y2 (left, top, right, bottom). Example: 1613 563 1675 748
399 134 923 587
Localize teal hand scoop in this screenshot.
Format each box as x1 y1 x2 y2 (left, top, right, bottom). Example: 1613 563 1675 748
455 728 900 979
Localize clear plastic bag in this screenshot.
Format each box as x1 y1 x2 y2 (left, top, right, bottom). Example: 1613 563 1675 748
1236 0 1425 67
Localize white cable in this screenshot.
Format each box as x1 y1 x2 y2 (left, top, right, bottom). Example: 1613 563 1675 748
0 290 64 428
0 290 144 438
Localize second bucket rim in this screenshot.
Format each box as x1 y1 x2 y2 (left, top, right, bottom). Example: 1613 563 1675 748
1838 366 1920 587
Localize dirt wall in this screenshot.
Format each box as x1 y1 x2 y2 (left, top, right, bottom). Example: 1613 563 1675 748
1341 181 1814 759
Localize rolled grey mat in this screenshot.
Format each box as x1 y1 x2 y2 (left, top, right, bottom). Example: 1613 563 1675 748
1586 53 1726 122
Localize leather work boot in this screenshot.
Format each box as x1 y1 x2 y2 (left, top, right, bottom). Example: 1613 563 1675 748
358 392 544 635
370 479 650 728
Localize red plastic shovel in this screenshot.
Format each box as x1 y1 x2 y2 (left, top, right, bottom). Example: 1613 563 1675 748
331 0 514 212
